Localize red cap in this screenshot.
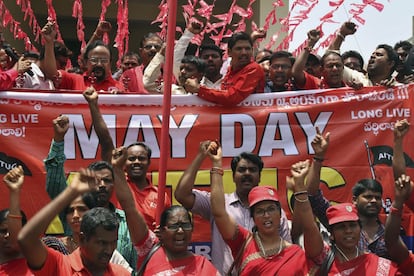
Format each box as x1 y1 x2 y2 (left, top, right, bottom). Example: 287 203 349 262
326 203 359 225
248 186 279 208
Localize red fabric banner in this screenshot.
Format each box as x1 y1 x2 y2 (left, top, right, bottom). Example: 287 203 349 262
1 85 414 252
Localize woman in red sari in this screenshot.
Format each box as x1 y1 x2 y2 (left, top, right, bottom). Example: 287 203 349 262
111 146 219 276
319 203 399 275
209 141 324 275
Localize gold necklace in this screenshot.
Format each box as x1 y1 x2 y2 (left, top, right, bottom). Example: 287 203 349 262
334 244 359 262
68 236 79 251
254 231 282 259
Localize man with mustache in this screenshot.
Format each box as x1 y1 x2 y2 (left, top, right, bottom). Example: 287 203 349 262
292 29 353 89
120 32 163 93
328 21 399 87
184 32 265 106
174 141 291 275
82 87 171 229
44 115 137 272
142 19 204 94
41 21 123 93
265 50 298 92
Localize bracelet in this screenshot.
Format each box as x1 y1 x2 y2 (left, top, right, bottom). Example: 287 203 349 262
313 156 325 162
294 195 309 203
7 214 22 219
390 206 402 216
336 32 345 40
210 167 224 176
293 191 308 197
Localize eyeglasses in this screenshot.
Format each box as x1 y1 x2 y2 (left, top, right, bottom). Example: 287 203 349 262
165 222 193 232
143 44 162 50
89 57 110 64
254 205 279 217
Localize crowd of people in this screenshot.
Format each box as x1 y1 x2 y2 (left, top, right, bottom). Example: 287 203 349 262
1 16 414 276
0 19 413 102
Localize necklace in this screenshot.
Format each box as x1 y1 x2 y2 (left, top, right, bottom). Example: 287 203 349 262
254 231 283 259
334 245 359 262
68 236 79 252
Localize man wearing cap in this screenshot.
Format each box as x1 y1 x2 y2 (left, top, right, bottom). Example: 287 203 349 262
174 141 291 275
316 203 398 275
306 128 389 258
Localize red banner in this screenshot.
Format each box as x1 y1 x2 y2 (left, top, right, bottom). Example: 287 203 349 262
1 85 414 254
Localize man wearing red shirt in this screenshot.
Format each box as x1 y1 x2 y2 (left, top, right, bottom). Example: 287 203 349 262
119 142 171 229
0 50 32 90
41 21 123 93
84 87 171 229
18 169 130 276
185 32 265 106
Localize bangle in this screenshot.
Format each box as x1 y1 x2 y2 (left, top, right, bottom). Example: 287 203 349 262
7 214 22 219
313 156 324 162
293 191 308 197
336 32 345 40
294 195 309 203
210 167 224 175
390 206 402 216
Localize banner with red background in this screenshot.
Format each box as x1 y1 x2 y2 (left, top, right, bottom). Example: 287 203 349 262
1 84 414 256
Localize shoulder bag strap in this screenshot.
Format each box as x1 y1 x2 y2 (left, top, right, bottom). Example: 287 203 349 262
136 242 162 276
319 248 335 276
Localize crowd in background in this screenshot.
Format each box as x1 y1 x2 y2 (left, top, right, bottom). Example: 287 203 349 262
1 17 414 276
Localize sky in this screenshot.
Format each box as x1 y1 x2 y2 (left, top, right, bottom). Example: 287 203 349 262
287 0 414 61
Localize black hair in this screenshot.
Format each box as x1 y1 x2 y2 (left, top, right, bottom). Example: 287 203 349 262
320 51 343 67
63 193 96 217
228 32 253 50
181 55 206 74
83 40 111 61
127 142 152 160
139 33 162 48
23 51 40 60
351 179 383 197
394 40 413 52
342 50 364 68
306 53 321 66
159 205 192 228
0 208 28 226
199 44 224 59
80 207 119 240
88 161 114 179
230 152 264 176
376 44 399 73
255 49 273 60
270 51 294 66
39 41 72 60
122 51 139 61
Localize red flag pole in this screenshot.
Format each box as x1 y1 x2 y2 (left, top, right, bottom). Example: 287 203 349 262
156 0 177 224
